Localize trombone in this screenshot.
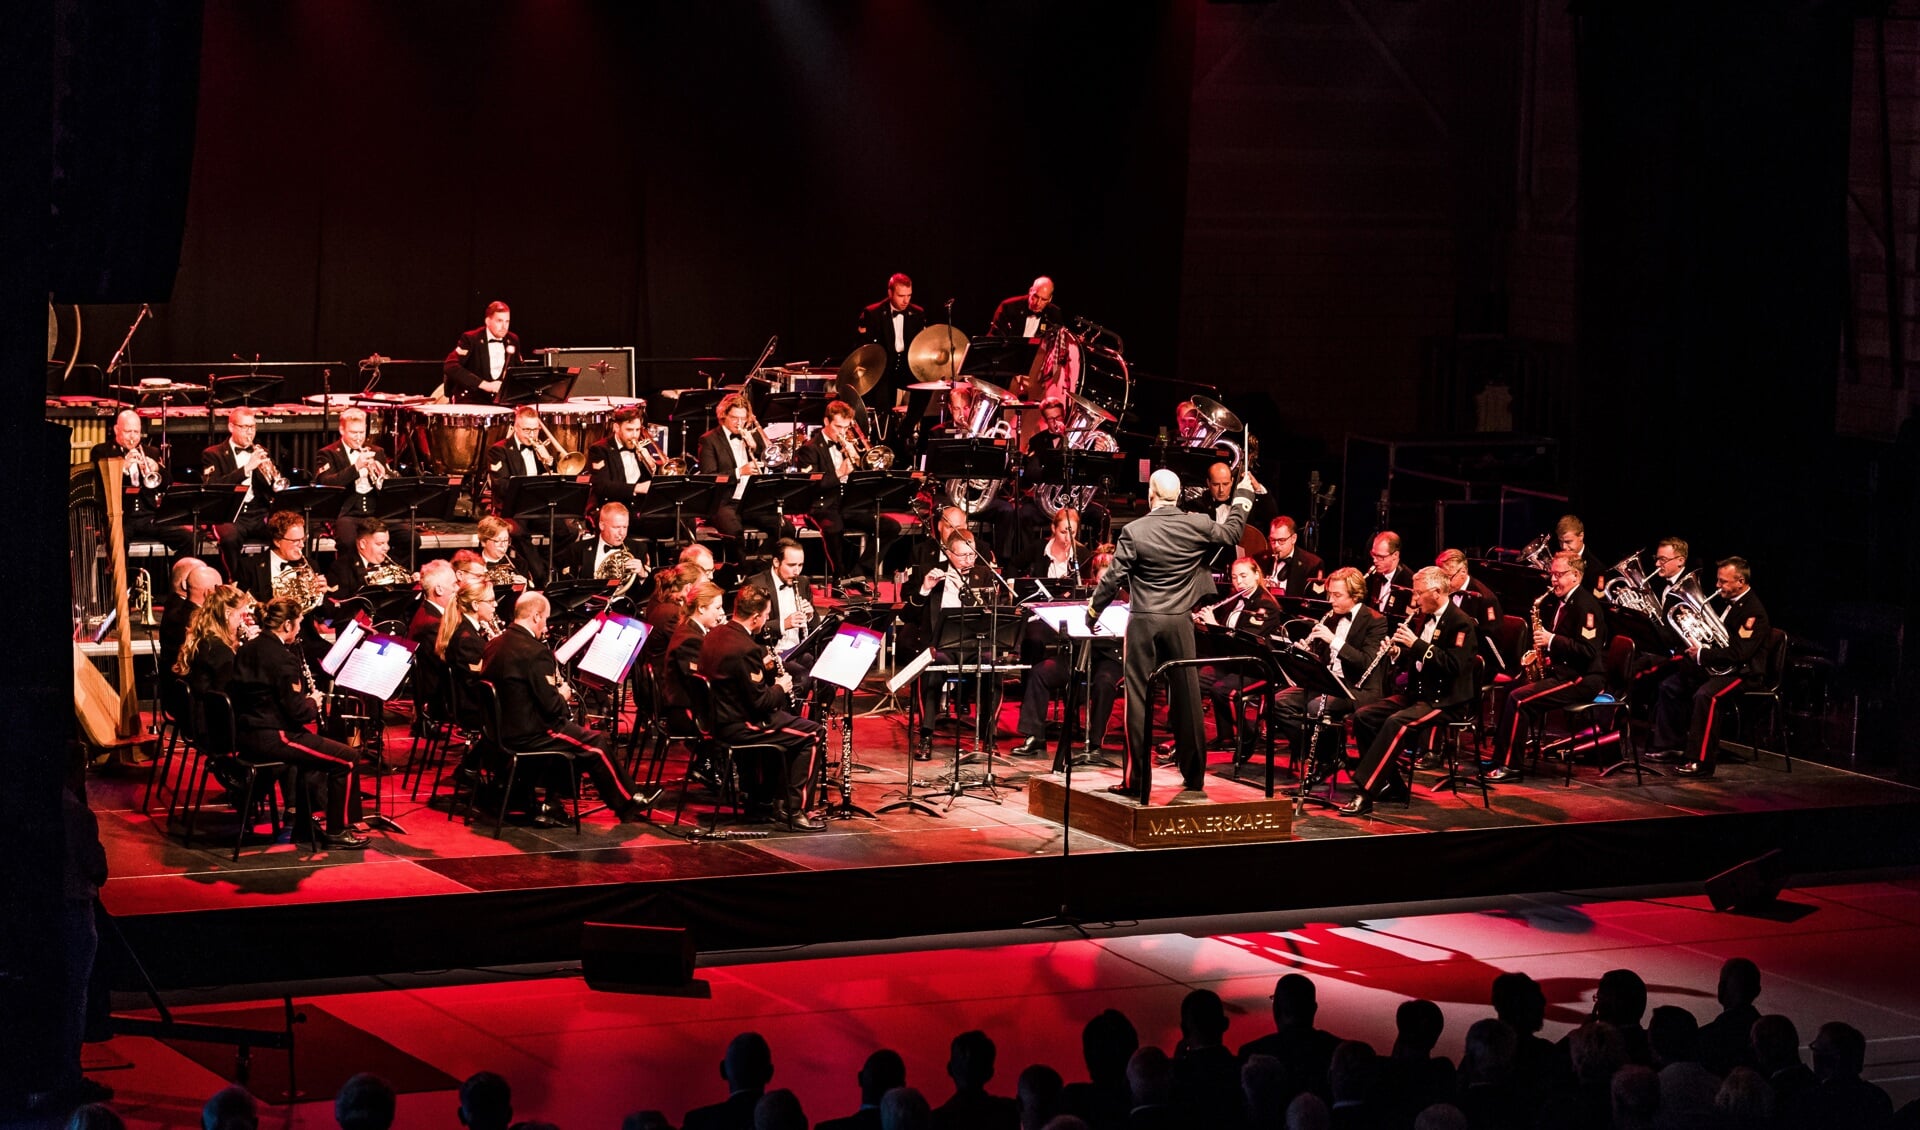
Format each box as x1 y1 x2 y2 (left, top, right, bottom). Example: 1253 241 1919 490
531 411 587 476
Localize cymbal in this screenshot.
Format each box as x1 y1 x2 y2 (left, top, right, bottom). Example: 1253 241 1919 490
837 344 887 398
906 381 958 392
907 324 969 383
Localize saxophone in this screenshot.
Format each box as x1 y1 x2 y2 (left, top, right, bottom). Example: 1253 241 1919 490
1519 590 1551 681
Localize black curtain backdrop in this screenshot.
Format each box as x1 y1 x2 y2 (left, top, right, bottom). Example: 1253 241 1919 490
1571 3 1852 624
79 0 1195 397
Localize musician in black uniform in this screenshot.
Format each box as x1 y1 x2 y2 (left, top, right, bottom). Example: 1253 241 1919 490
486 406 556 512
930 382 1021 566
744 539 824 705
586 405 655 510
659 580 726 709
1197 556 1284 758
1486 552 1609 780
160 562 220 681
794 400 880 577
1648 537 1688 601
1262 516 1324 600
476 513 546 598
228 598 368 849
697 585 826 831
1016 398 1113 560
480 593 650 823
442 300 518 404
1015 549 1124 760
1624 538 1693 710
407 559 459 720
202 407 281 576
1648 557 1770 778
988 276 1065 339
1437 548 1509 674
910 530 1009 750
554 502 646 584
326 517 401 601
1345 567 1479 814
1087 467 1260 803
435 584 497 730
694 393 768 546
1268 567 1393 768
234 510 322 604
312 407 390 550
854 273 927 430
1182 462 1276 536
90 408 195 557
1364 532 1415 619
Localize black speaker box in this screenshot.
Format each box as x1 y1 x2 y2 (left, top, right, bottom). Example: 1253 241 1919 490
1704 849 1787 912
580 923 697 993
545 347 635 399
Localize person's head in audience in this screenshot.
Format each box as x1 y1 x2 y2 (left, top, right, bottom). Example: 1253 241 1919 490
722 1031 776 1094
1569 1022 1629 1089
1610 1064 1660 1130
1328 1040 1381 1108
947 1030 998 1094
1714 1067 1776 1126
458 1070 511 1130
1750 1014 1802 1074
1271 973 1321 1033
880 1086 930 1130
1647 1005 1699 1068
1179 989 1229 1050
620 1112 672 1130
1718 957 1762 1012
857 1048 908 1106
1459 1018 1517 1086
1241 1055 1287 1127
1126 1047 1174 1108
334 1073 395 1130
753 1088 806 1130
202 1085 259 1130
1082 1008 1139 1086
1490 972 1546 1037
1285 1092 1330 1130
66 1105 126 1130
1593 969 1649 1029
1394 999 1445 1060
1809 1021 1868 1083
1017 1064 1064 1130
1412 1104 1467 1130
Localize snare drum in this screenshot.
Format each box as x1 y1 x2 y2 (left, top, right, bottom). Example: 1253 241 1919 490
538 399 610 456
408 404 509 474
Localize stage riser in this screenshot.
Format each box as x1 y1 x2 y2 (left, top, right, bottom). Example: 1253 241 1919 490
1027 775 1293 847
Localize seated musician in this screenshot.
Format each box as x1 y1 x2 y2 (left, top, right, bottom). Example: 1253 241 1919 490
1624 538 1692 709
586 405 654 510
161 562 221 681
312 407 389 549
909 530 1008 751
794 399 876 577
697 585 827 831
555 502 646 583
480 592 651 825
228 597 368 849
744 539 830 715
1486 551 1608 781
172 584 255 698
1183 462 1276 534
201 407 282 575
694 393 767 546
1436 547 1507 673
477 514 546 593
1344 567 1479 815
1263 516 1324 600
441 300 515 404
659 580 727 709
1364 531 1415 618
327 517 404 601
1197 556 1283 759
928 383 1019 564
1015 399 1112 556
1268 567 1392 771
1646 556 1769 779
90 408 194 558
436 583 499 730
235 509 322 604
487 406 555 509
408 559 460 720
1014 548 1124 760
1026 505 1092 583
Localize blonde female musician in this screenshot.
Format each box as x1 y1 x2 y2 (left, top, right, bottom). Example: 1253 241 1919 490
436 583 499 728
173 585 256 698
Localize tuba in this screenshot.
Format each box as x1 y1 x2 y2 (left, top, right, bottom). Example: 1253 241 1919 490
944 377 1016 514
1174 396 1245 502
1663 569 1733 675
1036 391 1120 516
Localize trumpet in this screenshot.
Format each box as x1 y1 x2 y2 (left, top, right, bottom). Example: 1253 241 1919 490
247 444 289 491
134 567 159 628
351 446 391 488
126 444 163 489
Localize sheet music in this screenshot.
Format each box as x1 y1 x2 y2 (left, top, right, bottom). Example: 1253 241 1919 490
555 617 602 665
578 614 648 684
732 474 750 501
1027 600 1130 638
811 625 882 691
336 635 417 701
321 618 368 676
885 647 935 693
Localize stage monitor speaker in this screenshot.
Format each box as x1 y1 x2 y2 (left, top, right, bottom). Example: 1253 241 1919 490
544 347 636 400
1704 848 1786 912
580 922 704 995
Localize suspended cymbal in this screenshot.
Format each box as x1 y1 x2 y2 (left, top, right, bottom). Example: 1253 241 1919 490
907 324 969 383
837 344 887 398
905 380 959 392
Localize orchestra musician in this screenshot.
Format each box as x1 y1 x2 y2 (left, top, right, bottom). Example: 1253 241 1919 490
312 407 389 550
586 404 654 510
695 393 767 545
1266 566 1392 767
435 583 499 730
228 597 369 849
1648 537 1688 600
1026 506 1092 583
234 510 322 604
911 530 1008 751
1183 463 1276 531
854 272 928 427
658 579 726 709
1436 548 1509 674
487 406 555 508
407 559 460 717
988 276 1065 340
326 517 403 601
697 585 827 831
480 592 652 824
1343 567 1479 815
1016 398 1111 558
1196 556 1284 759
1364 532 1414 618
1014 548 1123 760
930 382 1019 565
1087 467 1260 805
442 300 517 404
1263 516 1324 600
90 408 193 557
554 502 646 583
635 562 703 709
160 561 221 682
1485 551 1609 781
172 584 254 699
679 542 716 583
793 399 873 576
745 540 822 702
1646 556 1770 778
477 514 546 593
202 407 281 575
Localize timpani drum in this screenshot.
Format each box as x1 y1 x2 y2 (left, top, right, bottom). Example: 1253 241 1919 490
407 403 509 475
537 399 611 456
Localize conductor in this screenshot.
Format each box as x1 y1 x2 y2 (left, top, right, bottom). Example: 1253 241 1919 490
1087 466 1261 805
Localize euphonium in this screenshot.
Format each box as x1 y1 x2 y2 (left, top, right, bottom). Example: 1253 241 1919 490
1664 569 1733 675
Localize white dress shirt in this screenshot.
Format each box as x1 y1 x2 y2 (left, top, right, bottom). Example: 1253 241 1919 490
486 336 507 379
891 309 907 351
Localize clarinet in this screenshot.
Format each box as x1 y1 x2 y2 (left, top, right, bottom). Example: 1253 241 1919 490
1356 605 1420 690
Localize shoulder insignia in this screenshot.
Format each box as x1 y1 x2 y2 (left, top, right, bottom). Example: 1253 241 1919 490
1483 607 1497 621
1581 626 1597 639
1739 617 1755 639
688 661 698 673
454 345 469 355
748 667 764 683
591 459 606 470
1454 630 1467 648
504 344 516 355
489 460 504 472
289 681 303 694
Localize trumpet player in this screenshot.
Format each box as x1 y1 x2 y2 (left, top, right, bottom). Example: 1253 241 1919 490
794 400 873 575
1485 551 1608 781
1263 516 1323 599
586 404 655 510
1646 557 1770 778
203 408 282 575
313 407 391 550
91 408 194 556
1344 567 1479 814
487 405 554 505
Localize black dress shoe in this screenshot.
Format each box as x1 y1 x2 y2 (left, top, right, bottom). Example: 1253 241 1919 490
618 798 653 823
785 811 827 832
1641 749 1682 764
1674 762 1715 778
1337 796 1374 816
1014 737 1050 757
321 828 371 850
1484 767 1518 782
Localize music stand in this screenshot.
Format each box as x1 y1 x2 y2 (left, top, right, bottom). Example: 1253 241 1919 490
737 473 820 546
368 476 457 571
497 366 577 407
209 374 284 408
922 438 1012 482
1155 443 1223 485
271 484 347 552
630 475 722 546
766 393 831 432
328 630 418 835
1029 448 1129 506
665 388 730 459
931 601 1022 808
501 475 593 580
1269 647 1355 811
808 622 884 821
839 470 923 581
146 484 244 556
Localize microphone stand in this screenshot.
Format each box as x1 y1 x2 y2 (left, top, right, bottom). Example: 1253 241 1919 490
105 304 152 379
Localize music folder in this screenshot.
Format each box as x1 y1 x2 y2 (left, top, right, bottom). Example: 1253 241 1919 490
336 634 418 702
811 624 884 692
576 613 650 684
1028 600 1130 638
320 618 369 676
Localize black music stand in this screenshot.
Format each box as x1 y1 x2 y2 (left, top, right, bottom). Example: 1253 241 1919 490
1030 448 1129 507
665 388 730 460
501 475 593 581
1269 647 1355 811
738 473 821 547
270 484 347 553
922 438 1012 482
368 476 457 571
209 373 284 408
766 394 831 432
839 470 923 580
146 484 244 555
930 601 1022 808
1155 443 1224 486
631 475 722 546
497 366 577 407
